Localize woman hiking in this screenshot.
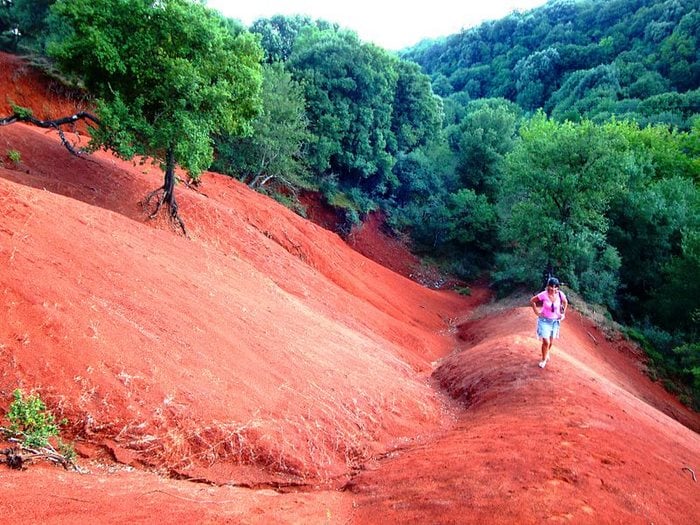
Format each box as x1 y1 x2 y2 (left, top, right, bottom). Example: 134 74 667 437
530 277 568 369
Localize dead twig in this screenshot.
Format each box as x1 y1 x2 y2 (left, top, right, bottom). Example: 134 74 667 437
182 176 209 198
682 466 697 482
0 428 81 472
0 446 72 470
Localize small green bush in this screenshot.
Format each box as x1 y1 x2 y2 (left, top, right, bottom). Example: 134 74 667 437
6 149 21 165
5 389 60 448
10 104 33 119
57 440 77 461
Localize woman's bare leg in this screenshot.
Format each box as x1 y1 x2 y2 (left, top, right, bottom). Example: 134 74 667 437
540 338 553 367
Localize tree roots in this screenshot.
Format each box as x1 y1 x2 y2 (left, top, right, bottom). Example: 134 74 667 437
143 186 188 236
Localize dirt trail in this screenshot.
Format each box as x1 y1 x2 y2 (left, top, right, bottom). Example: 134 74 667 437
349 308 700 523
1 52 699 524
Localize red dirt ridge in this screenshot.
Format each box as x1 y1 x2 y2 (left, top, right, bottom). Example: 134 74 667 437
1 52 698 523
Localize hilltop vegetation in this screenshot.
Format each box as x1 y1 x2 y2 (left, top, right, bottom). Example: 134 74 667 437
404 0 699 129
0 0 698 405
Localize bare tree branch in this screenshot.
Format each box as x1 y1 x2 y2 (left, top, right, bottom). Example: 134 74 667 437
0 111 101 157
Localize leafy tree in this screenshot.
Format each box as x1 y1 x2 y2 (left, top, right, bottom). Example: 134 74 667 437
431 73 453 97
0 0 18 51
440 189 498 276
248 14 446 217
442 92 473 126
390 60 442 154
454 98 521 199
390 194 450 252
649 228 700 405
16 0 53 51
495 114 630 303
48 0 263 231
608 132 698 319
390 134 459 206
637 88 700 131
395 189 497 264
672 340 700 408
0 0 55 52
391 150 444 206
250 15 338 63
212 62 311 192
547 64 623 122
250 14 308 63
287 26 399 195
514 47 561 110
658 10 700 91
624 69 671 99
683 119 700 182
649 213 700 334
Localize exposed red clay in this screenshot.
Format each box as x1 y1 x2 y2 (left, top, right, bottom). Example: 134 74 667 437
1 52 698 524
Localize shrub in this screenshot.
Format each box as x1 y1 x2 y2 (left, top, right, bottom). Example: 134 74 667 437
5 389 61 448
6 149 21 165
10 104 33 119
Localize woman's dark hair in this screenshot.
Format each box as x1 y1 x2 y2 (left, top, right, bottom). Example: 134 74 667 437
547 277 560 287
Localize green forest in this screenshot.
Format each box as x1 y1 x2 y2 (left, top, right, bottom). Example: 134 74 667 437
1 0 698 407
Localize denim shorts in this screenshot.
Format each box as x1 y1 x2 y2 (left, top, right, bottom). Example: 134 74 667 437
537 317 561 339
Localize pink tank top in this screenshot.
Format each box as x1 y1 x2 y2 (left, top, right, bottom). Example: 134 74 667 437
537 290 566 320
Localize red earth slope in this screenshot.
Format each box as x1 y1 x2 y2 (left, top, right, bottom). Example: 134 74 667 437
1 52 699 523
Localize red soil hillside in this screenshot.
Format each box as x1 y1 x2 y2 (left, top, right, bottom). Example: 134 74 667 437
1 52 699 523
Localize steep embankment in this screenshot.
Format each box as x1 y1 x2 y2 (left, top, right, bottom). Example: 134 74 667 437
0 52 477 485
1 53 698 524
0 122 478 485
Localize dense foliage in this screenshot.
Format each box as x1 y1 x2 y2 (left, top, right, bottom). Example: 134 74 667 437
46 0 262 227
211 62 311 195
404 0 699 130
0 0 57 53
1 0 698 406
265 19 441 198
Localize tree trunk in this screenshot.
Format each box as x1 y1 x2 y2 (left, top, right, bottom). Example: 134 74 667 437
144 147 187 235
163 148 177 210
